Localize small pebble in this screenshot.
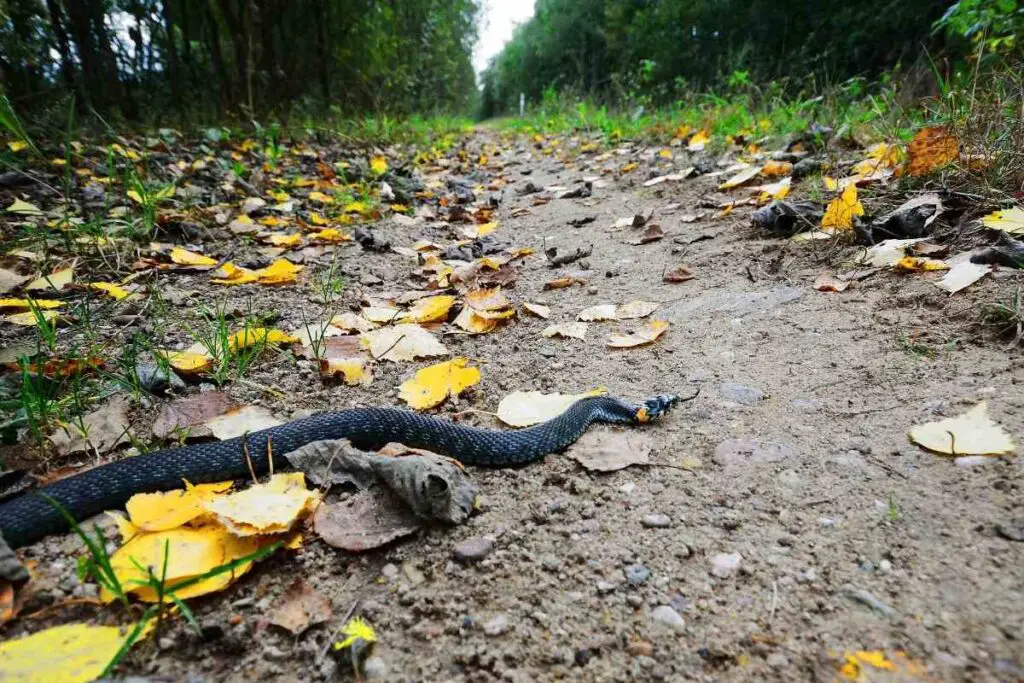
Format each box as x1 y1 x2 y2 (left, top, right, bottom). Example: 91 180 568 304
624 564 651 586
596 580 618 595
363 656 388 680
627 640 654 657
484 614 510 636
710 553 743 578
642 513 671 528
650 605 685 632
453 537 493 564
381 563 399 580
767 652 789 667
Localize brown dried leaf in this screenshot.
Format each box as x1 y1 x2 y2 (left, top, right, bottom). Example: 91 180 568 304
568 429 653 472
152 391 239 440
49 397 132 456
268 579 333 635
663 265 694 283
312 489 422 552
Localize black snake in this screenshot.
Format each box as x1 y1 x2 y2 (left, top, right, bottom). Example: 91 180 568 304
0 394 682 548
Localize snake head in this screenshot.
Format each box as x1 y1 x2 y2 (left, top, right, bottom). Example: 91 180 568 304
635 394 683 422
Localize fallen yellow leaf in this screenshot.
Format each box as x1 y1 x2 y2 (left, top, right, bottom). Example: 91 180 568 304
0 622 145 683
25 265 74 292
125 481 234 532
0 298 63 311
253 258 302 285
6 198 43 215
453 306 499 334
205 472 319 536
688 130 710 151
227 327 298 351
398 358 481 410
169 247 217 267
265 233 302 248
370 155 388 175
607 319 669 348
522 302 551 318
760 160 793 177
979 207 1024 235
893 256 950 272
541 322 588 340
3 310 61 326
159 347 214 374
106 524 266 601
399 295 456 323
496 389 606 427
909 402 1015 455
821 184 864 231
211 262 260 285
88 282 131 300
320 357 373 385
360 324 448 362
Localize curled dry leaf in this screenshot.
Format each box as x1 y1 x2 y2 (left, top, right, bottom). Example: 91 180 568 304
330 312 377 333
630 223 665 245
360 324 448 362
313 489 423 552
544 276 581 290
496 389 605 427
936 260 992 294
48 397 132 456
399 295 455 323
607 319 669 348
578 304 617 322
616 300 659 319
718 165 762 190
522 302 551 319
541 322 588 340
398 358 481 410
893 256 950 272
909 402 1015 456
453 306 499 334
663 265 694 283
814 272 850 292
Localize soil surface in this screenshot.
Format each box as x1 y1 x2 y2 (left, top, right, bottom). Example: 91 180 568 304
6 129 1024 682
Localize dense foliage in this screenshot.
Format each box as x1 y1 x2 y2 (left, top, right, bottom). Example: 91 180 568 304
0 0 480 121
480 0 957 117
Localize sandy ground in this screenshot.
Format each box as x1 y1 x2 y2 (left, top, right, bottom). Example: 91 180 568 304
7 130 1024 682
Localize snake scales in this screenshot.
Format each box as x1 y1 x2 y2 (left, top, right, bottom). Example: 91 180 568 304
0 394 681 548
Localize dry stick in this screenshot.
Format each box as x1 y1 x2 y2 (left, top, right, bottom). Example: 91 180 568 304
241 434 258 484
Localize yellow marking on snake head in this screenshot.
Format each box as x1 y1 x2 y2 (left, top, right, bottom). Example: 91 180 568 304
635 407 651 423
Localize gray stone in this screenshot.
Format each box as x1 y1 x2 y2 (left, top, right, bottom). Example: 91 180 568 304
710 553 742 578
363 656 388 680
996 519 1024 542
538 345 557 358
624 564 652 586
596 580 619 595
642 513 672 528
381 563 399 580
650 605 685 632
453 537 494 563
718 382 766 406
767 652 790 667
484 614 510 636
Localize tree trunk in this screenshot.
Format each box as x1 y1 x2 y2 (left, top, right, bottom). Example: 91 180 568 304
45 0 79 97
161 0 183 106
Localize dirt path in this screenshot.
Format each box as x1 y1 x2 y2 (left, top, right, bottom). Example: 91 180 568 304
13 129 1024 681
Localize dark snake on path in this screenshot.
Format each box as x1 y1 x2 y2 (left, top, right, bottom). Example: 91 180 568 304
0 394 682 548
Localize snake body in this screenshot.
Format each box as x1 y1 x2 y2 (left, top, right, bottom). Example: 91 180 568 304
0 394 679 549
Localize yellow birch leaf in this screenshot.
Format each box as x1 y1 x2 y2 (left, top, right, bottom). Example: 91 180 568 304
370 155 388 175
309 228 352 243
0 298 63 311
453 306 498 334
607 319 669 348
227 327 298 351
7 199 43 215
125 481 234 531
360 324 448 362
308 212 331 226
893 256 951 272
320 357 373 386
205 472 319 536
821 184 864 231
398 358 481 410
496 388 606 427
688 130 710 151
265 232 302 248
169 247 217 267
25 266 74 292
578 304 617 321
159 348 214 374
308 191 334 203
0 622 144 683
7 140 27 153
979 207 1024 235
3 310 61 326
253 258 302 285
211 262 259 285
399 295 456 323
88 282 131 300
909 402 1016 455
